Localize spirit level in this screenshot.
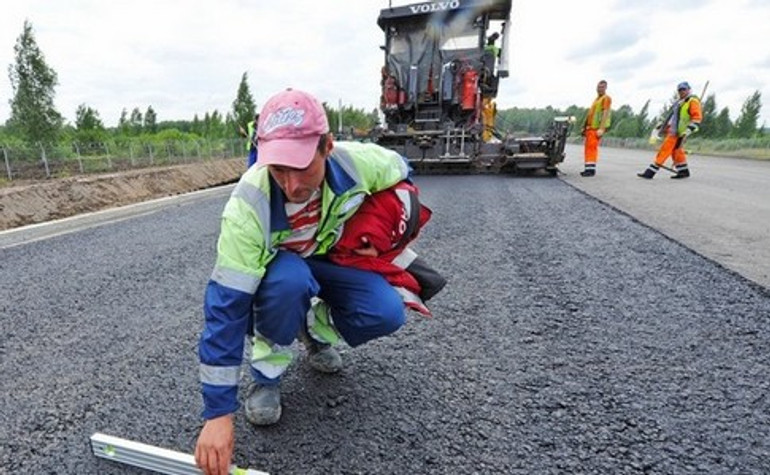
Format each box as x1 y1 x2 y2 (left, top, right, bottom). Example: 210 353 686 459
90 432 268 475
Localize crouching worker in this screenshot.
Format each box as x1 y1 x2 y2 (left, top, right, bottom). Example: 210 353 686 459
194 88 444 475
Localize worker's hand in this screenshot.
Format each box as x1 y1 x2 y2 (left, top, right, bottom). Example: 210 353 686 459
596 128 605 138
352 236 379 257
195 414 235 475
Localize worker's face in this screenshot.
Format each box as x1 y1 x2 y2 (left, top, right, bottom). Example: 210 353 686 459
678 87 689 99
268 135 332 203
597 82 607 95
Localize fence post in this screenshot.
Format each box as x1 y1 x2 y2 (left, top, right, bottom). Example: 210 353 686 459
2 146 11 180
74 142 84 173
196 141 201 160
148 143 154 165
39 142 51 178
129 141 135 167
104 142 112 169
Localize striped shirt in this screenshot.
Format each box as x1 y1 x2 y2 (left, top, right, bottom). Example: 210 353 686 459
279 189 321 256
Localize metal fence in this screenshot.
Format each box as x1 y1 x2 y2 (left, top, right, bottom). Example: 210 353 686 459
0 139 246 181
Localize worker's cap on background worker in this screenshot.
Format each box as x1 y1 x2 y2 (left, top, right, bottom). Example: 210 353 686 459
257 88 330 169
677 81 691 91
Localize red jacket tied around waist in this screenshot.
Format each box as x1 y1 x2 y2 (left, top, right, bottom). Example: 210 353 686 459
329 181 444 316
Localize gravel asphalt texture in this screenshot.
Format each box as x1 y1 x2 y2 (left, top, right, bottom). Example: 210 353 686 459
2 174 769 474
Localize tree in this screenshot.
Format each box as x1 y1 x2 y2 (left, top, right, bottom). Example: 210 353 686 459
636 100 651 137
496 106 560 135
118 108 130 135
563 104 585 136
698 94 718 138
606 104 637 138
129 107 143 135
75 104 104 131
144 106 157 133
714 107 732 138
6 20 63 145
202 112 211 137
369 108 380 127
232 72 257 134
191 114 202 135
200 110 227 138
732 90 762 138
208 110 226 138
74 103 106 148
74 103 105 141
323 103 378 134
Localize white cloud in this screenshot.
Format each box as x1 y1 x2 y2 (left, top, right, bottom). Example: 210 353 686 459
567 19 650 61
1 0 769 128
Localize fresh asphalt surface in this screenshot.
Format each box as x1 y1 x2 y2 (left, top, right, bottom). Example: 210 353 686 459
2 151 770 474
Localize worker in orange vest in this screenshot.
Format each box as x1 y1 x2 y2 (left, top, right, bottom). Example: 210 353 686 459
581 80 612 177
638 81 702 179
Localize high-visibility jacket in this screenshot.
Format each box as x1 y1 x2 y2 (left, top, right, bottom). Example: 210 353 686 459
245 120 257 151
484 44 500 58
199 141 410 419
673 95 702 137
585 94 612 130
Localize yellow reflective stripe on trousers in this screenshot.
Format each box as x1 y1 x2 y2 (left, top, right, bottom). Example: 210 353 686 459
307 298 341 345
248 335 294 380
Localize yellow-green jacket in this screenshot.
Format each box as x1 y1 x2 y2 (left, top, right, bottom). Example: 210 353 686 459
245 120 256 151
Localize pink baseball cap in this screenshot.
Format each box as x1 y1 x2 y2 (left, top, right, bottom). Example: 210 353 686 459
257 88 330 169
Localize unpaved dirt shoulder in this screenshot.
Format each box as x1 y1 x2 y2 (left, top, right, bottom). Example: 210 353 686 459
0 159 244 231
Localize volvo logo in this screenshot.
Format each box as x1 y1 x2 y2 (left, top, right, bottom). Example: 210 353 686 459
409 1 461 14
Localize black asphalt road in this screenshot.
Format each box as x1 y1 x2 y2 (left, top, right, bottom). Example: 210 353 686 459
2 175 769 474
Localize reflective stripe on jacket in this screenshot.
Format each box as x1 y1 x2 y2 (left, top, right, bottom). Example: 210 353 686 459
198 141 410 419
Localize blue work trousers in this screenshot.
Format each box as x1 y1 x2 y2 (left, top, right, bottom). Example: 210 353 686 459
251 251 406 381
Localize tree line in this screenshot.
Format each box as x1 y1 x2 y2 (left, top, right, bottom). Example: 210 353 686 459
497 90 764 140
2 21 765 153
1 21 377 153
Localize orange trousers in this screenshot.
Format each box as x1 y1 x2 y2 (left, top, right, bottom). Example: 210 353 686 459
584 129 601 164
654 135 687 167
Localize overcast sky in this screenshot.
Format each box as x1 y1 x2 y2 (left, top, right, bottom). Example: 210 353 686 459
2 0 769 128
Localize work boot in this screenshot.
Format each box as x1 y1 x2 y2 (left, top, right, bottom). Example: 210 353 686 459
244 383 281 426
637 168 656 179
299 328 342 373
671 169 691 179
580 169 595 177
